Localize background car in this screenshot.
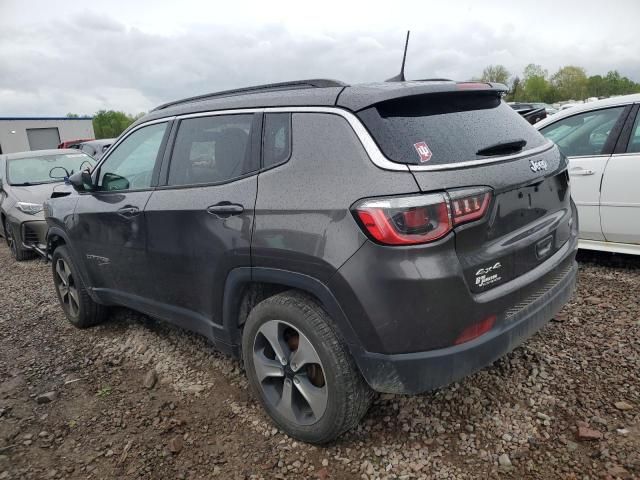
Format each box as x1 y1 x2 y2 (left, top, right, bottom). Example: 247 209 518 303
532 103 559 115
58 139 93 149
0 149 95 260
537 94 640 254
508 102 547 124
78 139 116 160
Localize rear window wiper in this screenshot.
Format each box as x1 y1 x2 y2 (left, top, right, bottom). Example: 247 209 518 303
476 139 527 157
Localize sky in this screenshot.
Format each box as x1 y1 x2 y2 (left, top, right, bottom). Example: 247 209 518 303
1 0 639 116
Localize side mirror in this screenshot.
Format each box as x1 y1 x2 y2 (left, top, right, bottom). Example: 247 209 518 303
68 169 95 192
49 166 70 180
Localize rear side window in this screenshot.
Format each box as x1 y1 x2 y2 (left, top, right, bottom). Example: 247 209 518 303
358 93 547 166
263 113 291 168
539 107 625 157
168 114 255 186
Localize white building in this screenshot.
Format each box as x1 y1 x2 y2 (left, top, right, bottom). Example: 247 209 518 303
0 117 95 154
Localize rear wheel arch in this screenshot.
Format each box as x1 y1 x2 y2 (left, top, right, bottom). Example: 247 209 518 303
223 268 363 359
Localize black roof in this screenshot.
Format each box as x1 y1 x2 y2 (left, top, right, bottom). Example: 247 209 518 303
129 79 507 131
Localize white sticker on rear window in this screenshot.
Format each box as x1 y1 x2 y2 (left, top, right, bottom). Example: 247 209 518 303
413 141 432 163
65 154 85 158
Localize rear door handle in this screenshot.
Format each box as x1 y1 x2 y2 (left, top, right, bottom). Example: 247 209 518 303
570 167 595 176
117 206 140 218
207 202 244 218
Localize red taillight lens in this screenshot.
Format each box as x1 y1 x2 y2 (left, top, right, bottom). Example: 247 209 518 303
454 314 496 345
355 193 452 245
449 190 491 225
353 188 492 246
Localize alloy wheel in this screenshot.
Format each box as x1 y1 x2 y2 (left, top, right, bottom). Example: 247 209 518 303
55 258 80 318
252 319 328 425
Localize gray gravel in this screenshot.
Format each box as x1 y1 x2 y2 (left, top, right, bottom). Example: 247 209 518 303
0 244 638 479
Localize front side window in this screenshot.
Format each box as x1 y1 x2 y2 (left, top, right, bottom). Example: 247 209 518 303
540 107 625 157
98 122 167 191
627 111 640 154
263 113 291 168
168 114 255 187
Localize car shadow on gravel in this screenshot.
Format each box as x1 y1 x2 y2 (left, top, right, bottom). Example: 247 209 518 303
577 249 640 270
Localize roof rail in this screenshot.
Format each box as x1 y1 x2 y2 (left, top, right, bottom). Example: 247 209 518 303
152 79 348 111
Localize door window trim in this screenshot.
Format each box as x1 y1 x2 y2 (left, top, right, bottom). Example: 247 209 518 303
613 104 640 154
88 118 174 194
539 105 633 159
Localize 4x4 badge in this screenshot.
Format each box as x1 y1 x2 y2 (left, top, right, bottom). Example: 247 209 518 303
529 159 548 172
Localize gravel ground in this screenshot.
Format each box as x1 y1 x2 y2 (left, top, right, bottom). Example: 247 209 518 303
0 243 638 479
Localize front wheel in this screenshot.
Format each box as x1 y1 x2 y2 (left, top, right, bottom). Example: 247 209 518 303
51 246 107 328
242 291 373 444
5 221 32 261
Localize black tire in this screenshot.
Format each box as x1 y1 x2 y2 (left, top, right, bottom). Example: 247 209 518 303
5 221 32 261
51 245 107 328
242 291 373 444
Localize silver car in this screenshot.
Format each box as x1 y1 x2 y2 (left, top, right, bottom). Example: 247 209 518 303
0 149 95 260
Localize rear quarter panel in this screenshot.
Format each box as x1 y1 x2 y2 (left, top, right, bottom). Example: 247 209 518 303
252 112 419 282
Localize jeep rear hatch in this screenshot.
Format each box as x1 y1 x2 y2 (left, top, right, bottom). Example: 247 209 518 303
350 86 572 293
351 88 548 168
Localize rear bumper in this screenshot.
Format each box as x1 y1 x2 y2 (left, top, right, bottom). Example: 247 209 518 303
354 259 577 394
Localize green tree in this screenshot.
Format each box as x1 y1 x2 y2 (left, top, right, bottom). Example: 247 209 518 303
550 66 588 101
480 65 510 84
520 64 550 102
506 76 522 101
92 110 138 139
66 113 80 118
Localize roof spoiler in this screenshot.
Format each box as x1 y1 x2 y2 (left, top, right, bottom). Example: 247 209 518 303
337 81 508 112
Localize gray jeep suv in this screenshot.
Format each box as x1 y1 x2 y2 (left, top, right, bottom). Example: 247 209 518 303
44 79 578 443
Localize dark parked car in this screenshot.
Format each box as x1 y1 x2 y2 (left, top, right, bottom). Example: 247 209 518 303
509 102 547 124
0 149 95 260
44 79 578 443
78 139 116 161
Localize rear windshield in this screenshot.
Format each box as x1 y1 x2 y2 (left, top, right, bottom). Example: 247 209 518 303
357 92 547 166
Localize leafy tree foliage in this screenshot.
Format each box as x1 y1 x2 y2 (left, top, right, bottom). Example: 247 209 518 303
92 110 141 139
499 65 640 102
480 65 510 84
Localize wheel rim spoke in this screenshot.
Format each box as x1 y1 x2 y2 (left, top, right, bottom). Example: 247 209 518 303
289 334 321 372
276 379 295 421
58 283 69 300
294 375 328 419
68 287 79 307
257 321 289 365
253 351 284 382
56 261 68 286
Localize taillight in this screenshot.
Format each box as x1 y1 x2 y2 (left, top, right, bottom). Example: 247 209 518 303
449 188 491 225
353 188 491 246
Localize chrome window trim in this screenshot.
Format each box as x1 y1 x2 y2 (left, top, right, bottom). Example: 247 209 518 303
130 106 558 173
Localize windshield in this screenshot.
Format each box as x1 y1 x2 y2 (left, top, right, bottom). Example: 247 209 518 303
7 153 96 185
